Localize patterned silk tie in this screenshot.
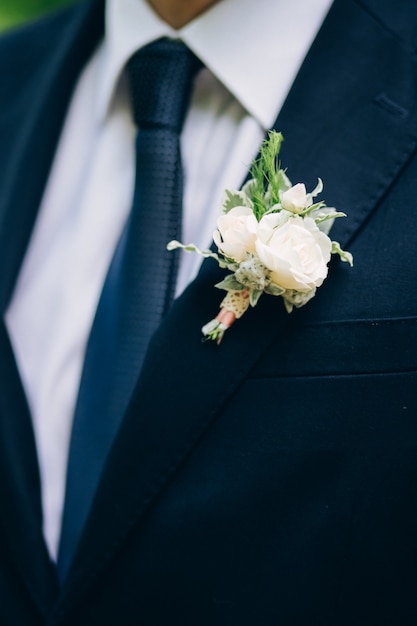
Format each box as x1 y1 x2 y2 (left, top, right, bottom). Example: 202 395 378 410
57 39 202 581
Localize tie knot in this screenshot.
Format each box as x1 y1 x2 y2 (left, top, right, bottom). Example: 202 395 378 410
127 38 203 133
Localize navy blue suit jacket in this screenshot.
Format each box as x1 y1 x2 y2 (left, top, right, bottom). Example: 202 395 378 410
0 0 417 624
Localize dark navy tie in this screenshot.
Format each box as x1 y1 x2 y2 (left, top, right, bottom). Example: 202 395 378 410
57 38 202 581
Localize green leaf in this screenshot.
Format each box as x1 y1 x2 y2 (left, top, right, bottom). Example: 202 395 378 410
167 240 219 259
314 211 346 224
264 283 285 297
222 189 252 213
215 275 245 292
276 168 292 194
241 178 258 202
331 241 354 266
249 289 263 306
302 201 326 217
305 177 323 206
167 240 238 272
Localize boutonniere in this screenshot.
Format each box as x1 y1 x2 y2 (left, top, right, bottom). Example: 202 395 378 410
168 131 353 344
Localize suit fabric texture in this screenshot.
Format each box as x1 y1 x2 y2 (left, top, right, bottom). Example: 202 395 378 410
0 0 417 624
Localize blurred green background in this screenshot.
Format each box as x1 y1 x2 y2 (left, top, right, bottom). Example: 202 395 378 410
0 0 81 31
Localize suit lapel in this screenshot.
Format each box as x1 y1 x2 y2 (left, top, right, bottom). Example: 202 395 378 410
0 321 59 614
270 0 417 249
0 0 105 612
53 0 417 618
52 243 294 618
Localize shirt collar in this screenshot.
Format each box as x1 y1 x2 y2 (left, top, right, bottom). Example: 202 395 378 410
98 0 334 129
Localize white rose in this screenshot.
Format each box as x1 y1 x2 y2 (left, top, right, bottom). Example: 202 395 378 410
213 207 258 262
255 213 332 291
281 183 307 214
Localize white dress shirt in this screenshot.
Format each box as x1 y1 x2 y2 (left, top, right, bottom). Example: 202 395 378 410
5 0 334 560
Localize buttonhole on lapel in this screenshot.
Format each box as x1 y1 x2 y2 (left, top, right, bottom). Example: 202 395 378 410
374 93 409 119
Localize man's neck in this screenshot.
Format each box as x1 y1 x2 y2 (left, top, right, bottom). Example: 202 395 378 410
147 0 219 29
